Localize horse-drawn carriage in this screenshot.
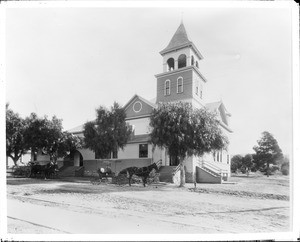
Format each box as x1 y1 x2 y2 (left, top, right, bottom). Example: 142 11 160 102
90 162 160 187
28 161 59 179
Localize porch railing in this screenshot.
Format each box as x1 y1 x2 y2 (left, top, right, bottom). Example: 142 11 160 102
155 159 162 169
202 160 228 177
173 164 181 175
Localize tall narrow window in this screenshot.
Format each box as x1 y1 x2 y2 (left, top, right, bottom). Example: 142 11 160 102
177 77 183 93
165 80 170 96
139 144 148 158
196 61 199 68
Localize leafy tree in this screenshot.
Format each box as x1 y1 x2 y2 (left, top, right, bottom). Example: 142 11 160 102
42 117 83 162
279 156 289 175
6 104 27 166
231 154 243 173
24 113 82 162
150 102 228 187
242 154 254 176
231 154 254 175
83 102 132 159
253 131 283 177
23 113 49 161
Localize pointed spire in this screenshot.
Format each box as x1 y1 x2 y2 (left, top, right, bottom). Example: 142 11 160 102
160 22 203 59
160 22 191 54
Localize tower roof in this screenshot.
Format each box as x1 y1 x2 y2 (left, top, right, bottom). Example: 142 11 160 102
160 22 203 59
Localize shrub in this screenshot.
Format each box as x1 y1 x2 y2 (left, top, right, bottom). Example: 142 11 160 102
281 162 289 175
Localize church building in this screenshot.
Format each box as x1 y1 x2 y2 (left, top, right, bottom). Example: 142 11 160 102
66 22 233 183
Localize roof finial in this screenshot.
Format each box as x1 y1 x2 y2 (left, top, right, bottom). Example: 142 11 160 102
181 11 184 24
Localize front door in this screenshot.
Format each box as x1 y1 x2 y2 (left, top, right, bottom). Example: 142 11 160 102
74 151 83 167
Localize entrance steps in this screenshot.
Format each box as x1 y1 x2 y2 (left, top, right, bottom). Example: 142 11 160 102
58 166 78 177
158 166 177 183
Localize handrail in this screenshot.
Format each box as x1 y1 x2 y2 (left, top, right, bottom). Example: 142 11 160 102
173 164 181 175
155 159 162 169
203 161 228 174
75 166 84 171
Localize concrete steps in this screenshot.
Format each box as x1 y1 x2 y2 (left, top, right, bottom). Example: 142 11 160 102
58 166 78 177
201 166 221 178
159 166 177 183
196 166 222 184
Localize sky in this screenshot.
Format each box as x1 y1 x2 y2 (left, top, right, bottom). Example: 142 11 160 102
3 3 295 156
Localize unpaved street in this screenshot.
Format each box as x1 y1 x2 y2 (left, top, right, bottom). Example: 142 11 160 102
7 175 290 234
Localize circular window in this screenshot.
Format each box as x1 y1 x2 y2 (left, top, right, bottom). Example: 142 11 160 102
133 101 142 113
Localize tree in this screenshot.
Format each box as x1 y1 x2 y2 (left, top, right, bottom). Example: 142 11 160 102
242 154 254 176
83 102 132 159
231 155 243 173
150 102 228 187
6 104 27 166
42 117 83 162
231 154 254 175
281 159 289 175
23 113 50 161
24 113 82 162
253 131 283 177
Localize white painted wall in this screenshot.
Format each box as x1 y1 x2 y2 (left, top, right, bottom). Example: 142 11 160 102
6 153 31 167
118 143 150 159
126 118 151 135
78 148 95 160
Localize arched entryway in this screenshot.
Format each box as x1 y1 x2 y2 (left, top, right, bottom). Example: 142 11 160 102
74 150 83 167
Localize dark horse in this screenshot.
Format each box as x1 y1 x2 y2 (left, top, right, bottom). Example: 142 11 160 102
29 162 59 179
118 163 159 187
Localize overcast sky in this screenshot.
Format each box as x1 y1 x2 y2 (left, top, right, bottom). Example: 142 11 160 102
4 3 294 156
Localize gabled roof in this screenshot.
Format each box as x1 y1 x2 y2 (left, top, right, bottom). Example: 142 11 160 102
123 94 156 111
205 101 222 112
205 101 233 133
68 124 85 134
68 94 155 134
160 22 203 59
205 101 231 117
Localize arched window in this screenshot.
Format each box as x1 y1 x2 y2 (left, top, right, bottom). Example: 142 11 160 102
195 61 199 68
167 58 175 71
191 56 194 66
177 77 183 93
178 54 187 69
164 80 170 96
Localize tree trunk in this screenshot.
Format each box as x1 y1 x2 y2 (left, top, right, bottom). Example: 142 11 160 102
179 157 185 187
31 149 35 162
266 162 270 177
13 157 19 167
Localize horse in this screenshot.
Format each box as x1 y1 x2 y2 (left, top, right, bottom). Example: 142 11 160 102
45 162 59 179
118 163 159 187
30 162 58 179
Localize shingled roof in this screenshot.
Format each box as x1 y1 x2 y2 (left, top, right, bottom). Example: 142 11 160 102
160 22 203 59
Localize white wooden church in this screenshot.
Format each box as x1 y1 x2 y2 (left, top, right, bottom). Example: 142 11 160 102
65 22 233 183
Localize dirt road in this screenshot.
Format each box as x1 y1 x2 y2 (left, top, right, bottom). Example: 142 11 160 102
7 174 290 234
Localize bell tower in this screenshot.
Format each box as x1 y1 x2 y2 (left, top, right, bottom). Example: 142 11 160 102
155 22 207 108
